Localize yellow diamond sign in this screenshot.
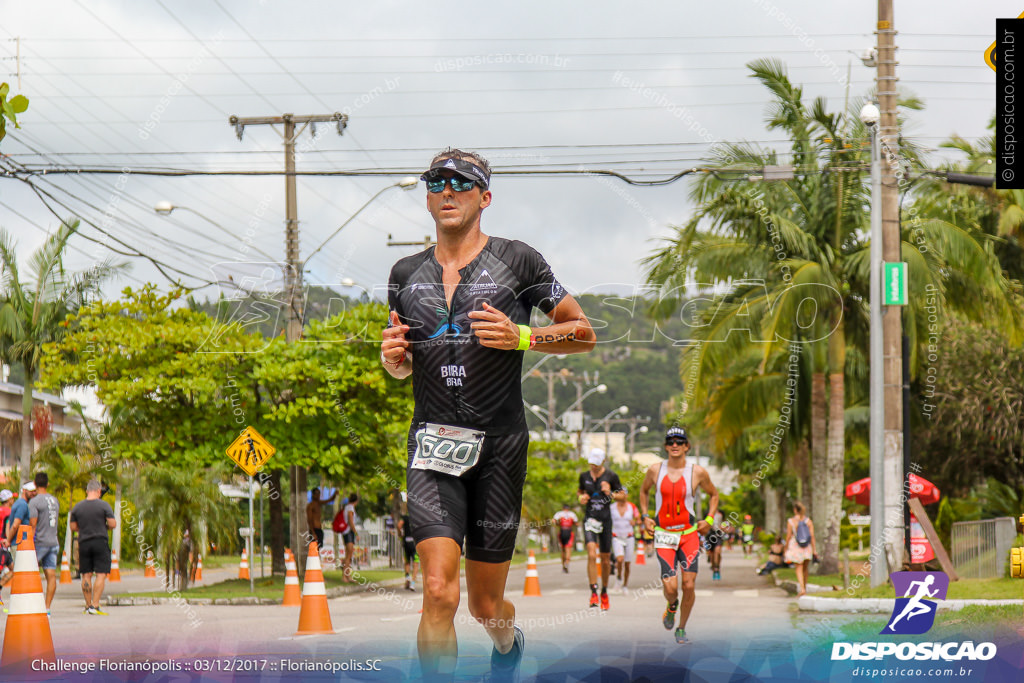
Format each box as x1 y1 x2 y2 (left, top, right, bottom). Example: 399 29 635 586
987 11 1024 71
226 426 276 477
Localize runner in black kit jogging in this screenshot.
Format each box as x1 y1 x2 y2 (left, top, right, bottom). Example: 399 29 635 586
381 148 596 682
578 447 625 611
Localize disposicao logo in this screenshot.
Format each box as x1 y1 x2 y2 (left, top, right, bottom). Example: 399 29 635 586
882 571 948 635
831 571 997 663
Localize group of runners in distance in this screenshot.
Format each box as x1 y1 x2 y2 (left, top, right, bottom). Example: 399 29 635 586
380 148 721 681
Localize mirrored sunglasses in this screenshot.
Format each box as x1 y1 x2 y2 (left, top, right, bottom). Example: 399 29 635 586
425 175 480 193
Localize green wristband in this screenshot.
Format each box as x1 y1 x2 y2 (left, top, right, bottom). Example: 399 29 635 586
705 515 714 525
516 325 531 351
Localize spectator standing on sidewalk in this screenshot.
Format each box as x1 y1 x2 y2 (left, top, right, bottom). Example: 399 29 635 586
305 486 337 551
342 492 360 583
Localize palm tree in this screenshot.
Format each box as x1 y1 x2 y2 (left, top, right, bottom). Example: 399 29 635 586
644 59 1020 572
0 219 126 477
133 464 238 591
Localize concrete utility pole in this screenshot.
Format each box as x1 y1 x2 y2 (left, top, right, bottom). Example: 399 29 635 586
229 112 348 568
529 368 574 433
877 0 905 577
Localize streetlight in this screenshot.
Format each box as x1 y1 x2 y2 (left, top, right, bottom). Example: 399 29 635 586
862 100 886 589
628 422 649 466
153 202 278 261
525 403 551 440
520 353 567 383
303 177 419 268
590 405 628 459
561 383 607 417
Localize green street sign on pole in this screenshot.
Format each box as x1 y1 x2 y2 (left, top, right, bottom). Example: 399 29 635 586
883 262 908 306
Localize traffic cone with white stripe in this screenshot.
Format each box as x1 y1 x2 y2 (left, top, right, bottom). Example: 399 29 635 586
109 551 121 582
144 551 156 578
194 554 202 581
282 548 301 606
1 529 56 670
523 550 542 596
238 547 250 580
295 541 333 634
635 539 646 566
541 533 549 554
59 551 72 584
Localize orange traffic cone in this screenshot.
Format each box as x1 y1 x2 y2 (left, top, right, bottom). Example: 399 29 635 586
523 550 542 596
635 540 646 566
541 533 549 554
1 529 56 671
109 551 121 582
59 551 72 584
282 549 301 606
238 547 250 580
295 542 333 634
144 551 157 578
194 554 203 581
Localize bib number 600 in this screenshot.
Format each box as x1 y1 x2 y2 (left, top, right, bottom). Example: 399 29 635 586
411 423 484 477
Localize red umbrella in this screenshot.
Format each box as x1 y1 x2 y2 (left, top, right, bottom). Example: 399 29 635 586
844 474 941 506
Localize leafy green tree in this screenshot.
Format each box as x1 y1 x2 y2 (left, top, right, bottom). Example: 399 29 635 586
41 285 413 574
0 82 28 144
912 319 1024 493
0 219 125 477
643 59 1019 573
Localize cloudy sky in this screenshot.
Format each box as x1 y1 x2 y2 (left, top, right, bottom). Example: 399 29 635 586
0 0 1009 303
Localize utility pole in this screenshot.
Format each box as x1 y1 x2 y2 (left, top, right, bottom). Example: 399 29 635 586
877 0 905 574
529 368 574 433
229 112 348 570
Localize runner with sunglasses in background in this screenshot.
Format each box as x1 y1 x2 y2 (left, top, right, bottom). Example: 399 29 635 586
640 427 719 645
382 148 596 682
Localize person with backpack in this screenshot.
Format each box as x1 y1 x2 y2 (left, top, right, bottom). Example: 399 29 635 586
784 501 816 597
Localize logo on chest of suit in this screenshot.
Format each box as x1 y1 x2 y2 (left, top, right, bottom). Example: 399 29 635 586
469 269 499 294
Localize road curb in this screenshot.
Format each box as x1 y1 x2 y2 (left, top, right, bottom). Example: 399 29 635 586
106 577 408 607
796 596 1024 613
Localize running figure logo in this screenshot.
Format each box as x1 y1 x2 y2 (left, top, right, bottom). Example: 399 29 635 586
881 571 949 635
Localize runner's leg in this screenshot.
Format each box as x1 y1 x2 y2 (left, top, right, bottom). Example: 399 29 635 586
586 541 599 587
466 559 516 654
417 537 462 676
677 571 697 630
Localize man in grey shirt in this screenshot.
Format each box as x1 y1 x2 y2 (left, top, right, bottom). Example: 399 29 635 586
29 472 60 610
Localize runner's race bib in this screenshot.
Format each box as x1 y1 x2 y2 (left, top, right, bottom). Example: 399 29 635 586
411 423 484 477
654 527 684 550
584 518 604 534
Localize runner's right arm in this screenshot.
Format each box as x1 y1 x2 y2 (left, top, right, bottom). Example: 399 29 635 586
381 310 413 379
639 464 658 533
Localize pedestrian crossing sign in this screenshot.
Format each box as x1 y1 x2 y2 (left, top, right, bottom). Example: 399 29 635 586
226 426 276 476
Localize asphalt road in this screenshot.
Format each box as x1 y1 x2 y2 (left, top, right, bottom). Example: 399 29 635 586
8 546 836 681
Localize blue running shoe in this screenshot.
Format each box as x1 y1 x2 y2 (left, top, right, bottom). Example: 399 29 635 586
489 625 525 683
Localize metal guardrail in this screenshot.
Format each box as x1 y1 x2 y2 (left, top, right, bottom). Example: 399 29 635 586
951 517 1017 579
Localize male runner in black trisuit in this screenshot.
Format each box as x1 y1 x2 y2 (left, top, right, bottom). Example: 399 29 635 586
578 448 625 611
381 148 595 681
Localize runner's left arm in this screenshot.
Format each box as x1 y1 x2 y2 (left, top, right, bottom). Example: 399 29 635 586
610 474 627 502
469 296 595 354
695 466 720 534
